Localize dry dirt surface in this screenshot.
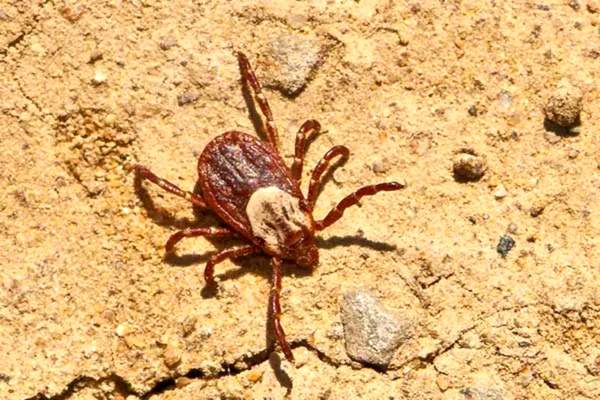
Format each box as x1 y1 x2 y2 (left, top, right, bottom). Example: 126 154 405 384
1 1 600 399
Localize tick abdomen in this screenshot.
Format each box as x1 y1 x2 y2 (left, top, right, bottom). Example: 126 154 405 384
198 131 303 239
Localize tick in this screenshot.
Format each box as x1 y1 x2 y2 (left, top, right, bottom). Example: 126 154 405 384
135 52 403 363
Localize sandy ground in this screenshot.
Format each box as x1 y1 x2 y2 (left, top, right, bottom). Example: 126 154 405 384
1 1 600 399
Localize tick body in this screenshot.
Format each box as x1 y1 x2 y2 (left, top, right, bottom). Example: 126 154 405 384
135 52 403 363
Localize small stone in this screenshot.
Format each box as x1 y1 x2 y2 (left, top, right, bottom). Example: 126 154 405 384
60 4 86 22
159 36 178 50
588 0 600 13
452 150 487 182
494 184 507 199
569 0 581 11
262 33 323 96
468 105 478 116
497 90 513 110
180 316 197 337
507 223 518 234
340 289 409 367
247 370 263 383
497 235 515 257
568 149 580 159
115 323 131 337
544 79 583 128
199 326 213 339
125 335 145 349
436 374 451 391
163 344 182 368
103 114 116 127
177 91 199 106
529 201 546 217
92 70 107 85
371 157 390 173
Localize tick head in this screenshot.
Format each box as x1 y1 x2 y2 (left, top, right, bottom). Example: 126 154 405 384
284 227 319 270
296 242 319 269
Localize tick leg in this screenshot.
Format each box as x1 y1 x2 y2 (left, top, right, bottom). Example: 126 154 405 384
315 182 404 231
291 120 321 182
135 165 206 208
165 227 236 253
306 145 350 210
237 52 279 149
204 244 259 285
270 257 294 363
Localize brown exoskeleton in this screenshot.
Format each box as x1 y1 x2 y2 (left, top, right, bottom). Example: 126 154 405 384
135 52 403 362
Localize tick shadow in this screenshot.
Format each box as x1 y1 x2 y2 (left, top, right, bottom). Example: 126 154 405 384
164 251 213 268
267 338 293 394
317 235 397 252
134 172 211 230
543 118 580 137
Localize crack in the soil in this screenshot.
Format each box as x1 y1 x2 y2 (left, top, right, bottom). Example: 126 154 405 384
15 78 43 115
142 345 274 399
26 374 134 400
26 340 345 400
23 302 597 399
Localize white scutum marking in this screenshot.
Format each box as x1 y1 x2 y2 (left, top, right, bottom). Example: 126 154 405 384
246 187 308 252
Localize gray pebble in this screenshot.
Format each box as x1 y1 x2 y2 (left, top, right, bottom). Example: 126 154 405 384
263 34 323 96
340 289 409 367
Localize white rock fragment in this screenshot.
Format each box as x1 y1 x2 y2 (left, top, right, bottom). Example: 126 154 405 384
494 184 508 199
115 323 131 337
340 289 410 367
92 70 107 85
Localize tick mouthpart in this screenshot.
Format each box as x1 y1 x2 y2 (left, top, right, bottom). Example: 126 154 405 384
296 245 318 269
